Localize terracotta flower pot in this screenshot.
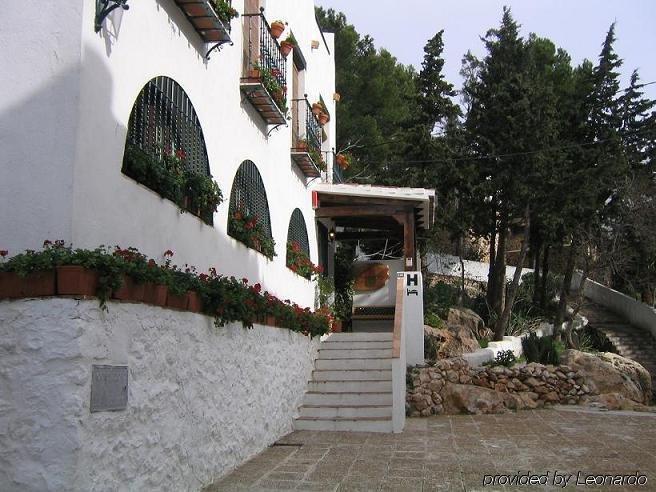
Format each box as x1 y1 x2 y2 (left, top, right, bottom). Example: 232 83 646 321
247 68 261 81
318 111 329 126
312 103 323 116
270 21 285 39
331 320 343 333
296 141 308 151
143 282 168 306
112 275 145 303
280 41 294 57
266 315 276 327
56 266 98 297
166 291 188 310
336 154 349 169
187 291 203 313
0 271 56 299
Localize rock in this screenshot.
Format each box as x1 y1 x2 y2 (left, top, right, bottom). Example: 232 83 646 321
447 307 486 336
544 391 560 403
424 324 479 359
441 383 507 415
446 370 459 383
562 350 652 405
585 393 649 411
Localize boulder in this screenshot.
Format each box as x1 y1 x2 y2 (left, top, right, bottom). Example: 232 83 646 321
447 308 487 338
424 323 479 359
584 393 650 412
561 350 652 405
441 383 507 414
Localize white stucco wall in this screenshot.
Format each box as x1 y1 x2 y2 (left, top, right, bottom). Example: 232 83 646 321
426 254 533 283
0 298 320 491
1 0 336 309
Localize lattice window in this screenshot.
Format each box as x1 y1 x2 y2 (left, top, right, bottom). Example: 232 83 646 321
228 160 273 250
287 209 310 256
123 76 210 176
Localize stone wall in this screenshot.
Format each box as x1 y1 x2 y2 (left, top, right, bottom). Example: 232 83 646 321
407 358 592 416
0 298 320 491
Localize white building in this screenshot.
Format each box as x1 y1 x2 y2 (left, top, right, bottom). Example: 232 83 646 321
1 0 336 309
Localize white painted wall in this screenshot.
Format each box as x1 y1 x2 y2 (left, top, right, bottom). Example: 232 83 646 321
0 1 84 253
0 0 336 309
426 254 533 283
572 272 656 339
0 298 320 491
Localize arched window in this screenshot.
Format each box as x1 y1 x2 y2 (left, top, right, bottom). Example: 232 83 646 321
122 76 218 225
227 160 275 259
286 208 313 278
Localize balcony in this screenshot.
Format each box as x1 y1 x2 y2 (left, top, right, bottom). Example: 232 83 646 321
173 0 234 57
240 9 288 127
291 98 323 178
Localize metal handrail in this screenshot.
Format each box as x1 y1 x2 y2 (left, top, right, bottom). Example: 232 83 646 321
291 97 321 155
332 152 344 183
241 8 287 91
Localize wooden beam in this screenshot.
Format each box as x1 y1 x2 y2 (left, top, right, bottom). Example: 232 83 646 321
335 231 403 241
318 194 420 208
403 211 415 271
315 205 412 218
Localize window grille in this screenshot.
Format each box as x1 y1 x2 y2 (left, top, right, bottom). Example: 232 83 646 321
228 160 273 240
123 76 210 176
287 208 310 256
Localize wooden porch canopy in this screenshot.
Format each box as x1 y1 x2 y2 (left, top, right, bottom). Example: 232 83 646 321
312 184 436 270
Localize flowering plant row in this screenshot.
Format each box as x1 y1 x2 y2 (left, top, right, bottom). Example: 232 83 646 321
210 0 239 27
286 241 323 280
228 209 276 259
0 242 329 337
122 144 223 224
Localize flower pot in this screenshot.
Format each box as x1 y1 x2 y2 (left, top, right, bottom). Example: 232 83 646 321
143 282 168 307
318 112 329 126
265 315 276 327
336 154 349 169
166 291 188 310
246 68 261 81
187 291 203 313
296 141 308 151
0 271 56 299
280 41 294 57
56 266 98 297
270 21 285 39
331 320 343 333
312 103 323 116
112 275 145 303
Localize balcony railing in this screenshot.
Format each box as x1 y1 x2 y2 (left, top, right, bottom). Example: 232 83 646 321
332 152 344 183
173 0 233 58
240 8 288 127
291 97 323 178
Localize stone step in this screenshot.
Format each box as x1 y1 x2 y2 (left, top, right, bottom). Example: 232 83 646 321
317 348 392 359
307 380 392 393
312 369 393 381
321 340 392 350
315 358 392 371
303 391 392 406
293 417 393 433
327 332 393 342
298 405 393 419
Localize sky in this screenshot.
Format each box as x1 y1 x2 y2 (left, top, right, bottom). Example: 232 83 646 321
314 0 656 101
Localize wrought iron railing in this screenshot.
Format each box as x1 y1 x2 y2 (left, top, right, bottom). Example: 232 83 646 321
291 97 322 156
242 8 287 94
332 151 344 183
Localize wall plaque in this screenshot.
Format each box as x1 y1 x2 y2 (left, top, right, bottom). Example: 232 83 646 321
90 365 128 412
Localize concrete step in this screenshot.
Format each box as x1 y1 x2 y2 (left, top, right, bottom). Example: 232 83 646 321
317 348 392 359
327 332 393 342
315 358 392 371
303 391 392 406
298 405 392 419
307 380 392 393
321 341 392 350
312 369 393 381
293 417 393 433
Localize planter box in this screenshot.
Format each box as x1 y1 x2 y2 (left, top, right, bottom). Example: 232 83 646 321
166 292 189 310
331 320 343 333
187 291 203 313
56 266 98 297
265 315 276 327
112 276 145 303
143 283 168 307
0 271 56 299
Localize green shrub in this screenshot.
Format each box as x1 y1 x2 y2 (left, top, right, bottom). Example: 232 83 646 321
478 338 489 348
521 332 561 365
485 349 516 367
423 280 457 319
424 311 444 329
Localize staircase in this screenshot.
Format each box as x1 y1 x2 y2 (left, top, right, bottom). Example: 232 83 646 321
581 303 656 398
294 332 395 432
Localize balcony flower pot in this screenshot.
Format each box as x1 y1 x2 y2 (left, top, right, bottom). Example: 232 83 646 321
296 140 308 152
318 111 329 126
0 271 56 299
246 68 261 82
331 320 343 333
312 103 323 116
270 21 285 39
336 154 350 170
187 291 203 313
56 266 98 297
112 275 145 303
143 282 168 307
166 291 189 310
280 40 294 57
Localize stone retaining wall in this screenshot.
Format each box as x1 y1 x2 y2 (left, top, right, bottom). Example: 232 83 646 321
407 358 592 416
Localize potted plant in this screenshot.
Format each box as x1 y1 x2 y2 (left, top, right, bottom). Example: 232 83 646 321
295 138 308 151
280 32 297 57
311 102 323 116
270 20 285 39
228 209 276 259
318 111 330 126
336 153 351 170
209 0 239 27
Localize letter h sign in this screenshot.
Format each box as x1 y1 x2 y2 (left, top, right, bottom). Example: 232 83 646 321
406 273 419 296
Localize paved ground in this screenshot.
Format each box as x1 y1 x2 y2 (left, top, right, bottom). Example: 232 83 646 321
206 408 656 492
